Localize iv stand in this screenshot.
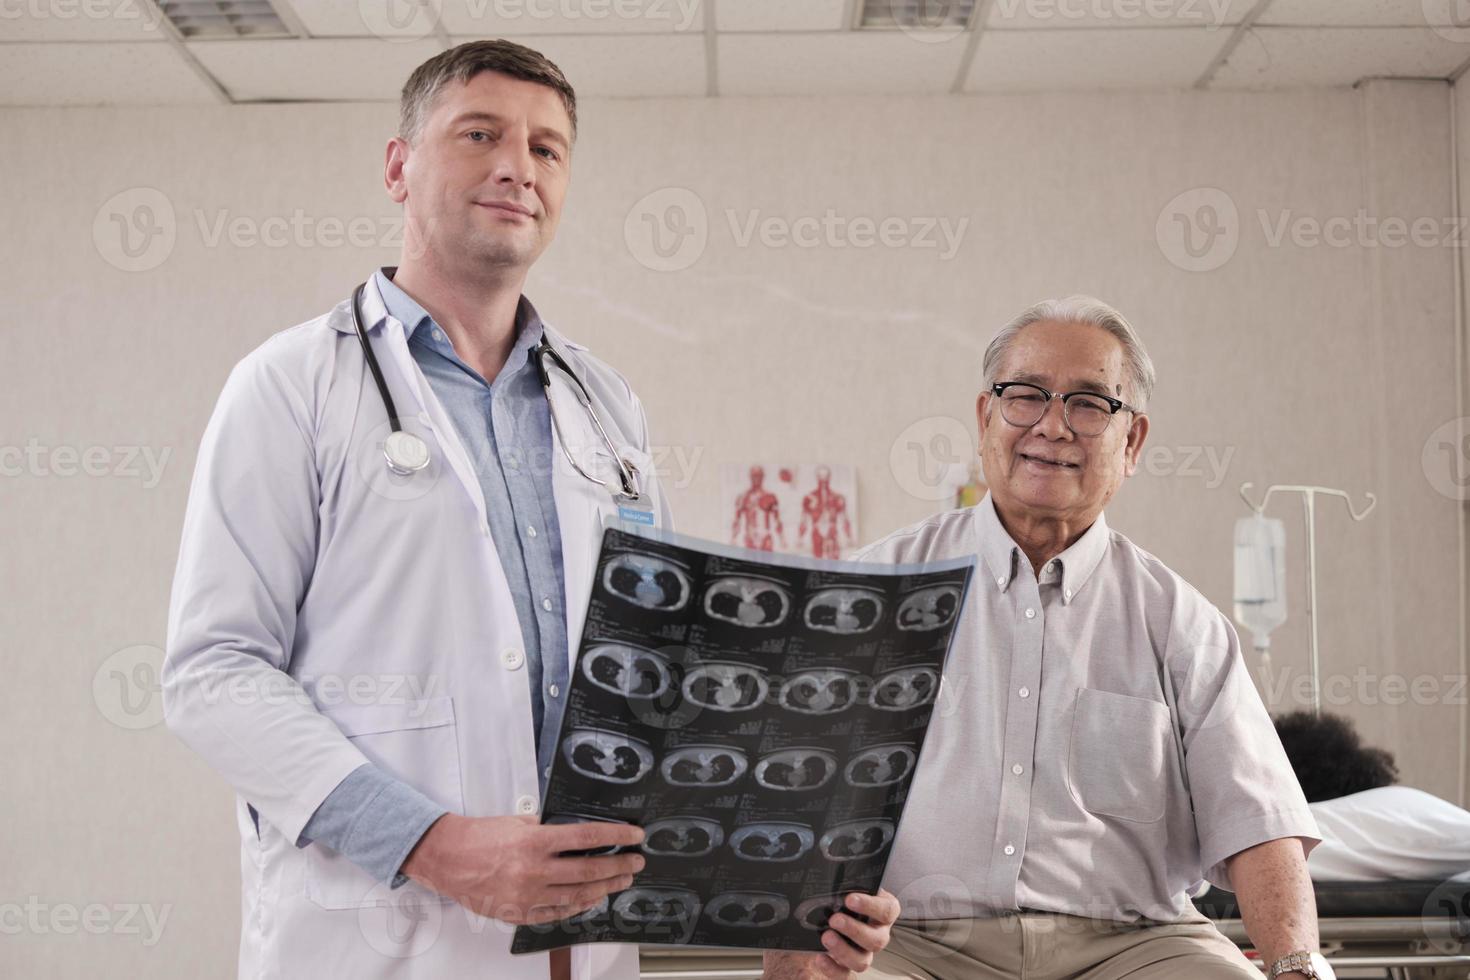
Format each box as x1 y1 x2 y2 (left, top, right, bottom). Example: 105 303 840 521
1238 483 1377 715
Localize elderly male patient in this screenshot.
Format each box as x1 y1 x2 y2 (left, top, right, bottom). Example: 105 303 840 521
771 297 1330 980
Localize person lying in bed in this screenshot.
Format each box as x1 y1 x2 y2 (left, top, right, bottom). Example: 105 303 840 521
1273 711 1470 883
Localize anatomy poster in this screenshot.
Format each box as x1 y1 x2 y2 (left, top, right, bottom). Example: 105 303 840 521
511 525 974 955
723 463 859 560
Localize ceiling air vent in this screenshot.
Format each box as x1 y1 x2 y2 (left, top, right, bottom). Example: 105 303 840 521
157 1 294 38
858 0 978 31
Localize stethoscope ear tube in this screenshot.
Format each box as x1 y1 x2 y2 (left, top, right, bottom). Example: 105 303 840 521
351 280 638 493
351 283 430 476
534 341 641 500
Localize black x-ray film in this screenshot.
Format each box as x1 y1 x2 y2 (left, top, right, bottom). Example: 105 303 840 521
511 524 974 955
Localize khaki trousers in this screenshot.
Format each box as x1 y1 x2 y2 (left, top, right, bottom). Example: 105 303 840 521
870 907 1259 980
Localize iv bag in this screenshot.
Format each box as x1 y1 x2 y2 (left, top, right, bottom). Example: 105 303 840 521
1233 513 1287 651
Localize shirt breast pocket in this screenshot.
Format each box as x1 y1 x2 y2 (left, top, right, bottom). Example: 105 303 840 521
304 696 465 910
1066 687 1171 824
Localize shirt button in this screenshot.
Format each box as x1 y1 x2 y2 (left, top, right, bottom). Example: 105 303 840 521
432 328 444 341
1003 844 1016 856
1018 687 1030 698
1024 608 1036 619
996 576 1006 588
542 597 553 612
502 648 524 670
1065 589 1073 601
543 765 552 778
548 683 560 698
516 795 537 814
1011 764 1024 775
527 524 538 538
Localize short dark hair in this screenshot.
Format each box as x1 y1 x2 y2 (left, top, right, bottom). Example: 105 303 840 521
1273 710 1398 802
399 39 577 145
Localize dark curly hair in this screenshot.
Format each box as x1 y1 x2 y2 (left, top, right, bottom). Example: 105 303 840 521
1272 711 1398 802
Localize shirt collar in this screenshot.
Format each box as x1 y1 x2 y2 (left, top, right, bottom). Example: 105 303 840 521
973 492 1111 604
372 266 432 340
370 266 547 366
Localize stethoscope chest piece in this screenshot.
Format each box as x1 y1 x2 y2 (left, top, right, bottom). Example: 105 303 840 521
383 430 431 476
352 279 640 498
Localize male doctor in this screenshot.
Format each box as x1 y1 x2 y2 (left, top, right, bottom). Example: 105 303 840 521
164 39 896 980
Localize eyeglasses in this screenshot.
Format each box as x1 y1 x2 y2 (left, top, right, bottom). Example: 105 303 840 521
990 381 1137 437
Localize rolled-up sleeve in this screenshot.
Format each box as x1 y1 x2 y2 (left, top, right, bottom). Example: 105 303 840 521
1166 604 1320 891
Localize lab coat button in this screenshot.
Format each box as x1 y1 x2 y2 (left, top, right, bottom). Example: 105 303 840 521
502 648 524 670
1012 764 1024 775
1018 687 1030 699
516 795 537 815
1003 844 1016 856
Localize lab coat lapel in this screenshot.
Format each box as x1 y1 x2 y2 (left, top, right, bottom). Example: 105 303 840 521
338 286 491 533
546 342 618 676
380 325 491 533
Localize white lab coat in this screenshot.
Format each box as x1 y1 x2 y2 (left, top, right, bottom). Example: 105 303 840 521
163 277 673 980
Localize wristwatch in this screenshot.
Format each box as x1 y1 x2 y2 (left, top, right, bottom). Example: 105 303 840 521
1267 951 1335 979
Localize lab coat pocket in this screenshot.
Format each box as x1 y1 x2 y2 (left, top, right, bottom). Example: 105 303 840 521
305 696 465 910
1066 687 1170 824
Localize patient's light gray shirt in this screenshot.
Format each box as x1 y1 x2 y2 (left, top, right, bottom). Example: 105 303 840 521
860 494 1318 924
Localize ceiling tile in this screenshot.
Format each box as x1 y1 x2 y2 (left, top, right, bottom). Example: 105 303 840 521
984 0 1256 30
277 0 704 38
716 0 849 32
1210 26 1470 87
963 27 1226 91
186 38 442 100
1257 0 1467 28
0 0 171 40
439 0 705 35
275 0 426 38
0 42 220 104
719 32 969 95
460 33 707 95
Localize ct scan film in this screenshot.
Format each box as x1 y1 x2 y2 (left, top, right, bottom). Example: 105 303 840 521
511 525 975 955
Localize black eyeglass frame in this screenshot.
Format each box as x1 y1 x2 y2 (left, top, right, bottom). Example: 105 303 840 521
989 381 1139 436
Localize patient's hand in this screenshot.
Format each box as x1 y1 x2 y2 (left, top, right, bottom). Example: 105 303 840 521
762 890 900 978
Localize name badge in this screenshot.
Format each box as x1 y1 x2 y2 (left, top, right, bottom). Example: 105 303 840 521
616 494 656 528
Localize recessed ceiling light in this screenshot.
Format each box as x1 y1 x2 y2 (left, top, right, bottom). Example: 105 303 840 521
157 1 293 39
858 0 979 31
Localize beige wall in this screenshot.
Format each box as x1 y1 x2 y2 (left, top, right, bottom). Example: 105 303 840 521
2 80 1466 976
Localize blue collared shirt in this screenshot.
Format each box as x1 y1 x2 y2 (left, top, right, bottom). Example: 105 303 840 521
297 269 572 885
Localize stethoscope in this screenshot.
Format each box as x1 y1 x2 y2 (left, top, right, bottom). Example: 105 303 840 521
349 282 643 501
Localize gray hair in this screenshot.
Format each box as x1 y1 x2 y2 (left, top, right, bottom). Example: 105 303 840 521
982 295 1156 409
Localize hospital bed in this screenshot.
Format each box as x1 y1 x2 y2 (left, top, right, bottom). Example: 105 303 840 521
635 879 1470 979
1195 879 1470 979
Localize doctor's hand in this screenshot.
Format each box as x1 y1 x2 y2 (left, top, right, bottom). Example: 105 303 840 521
762 889 901 978
401 813 647 925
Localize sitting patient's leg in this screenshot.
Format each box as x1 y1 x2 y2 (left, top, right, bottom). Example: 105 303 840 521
871 915 1022 980
1070 913 1259 980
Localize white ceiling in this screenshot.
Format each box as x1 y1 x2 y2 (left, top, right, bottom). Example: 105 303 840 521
3 0 1470 106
